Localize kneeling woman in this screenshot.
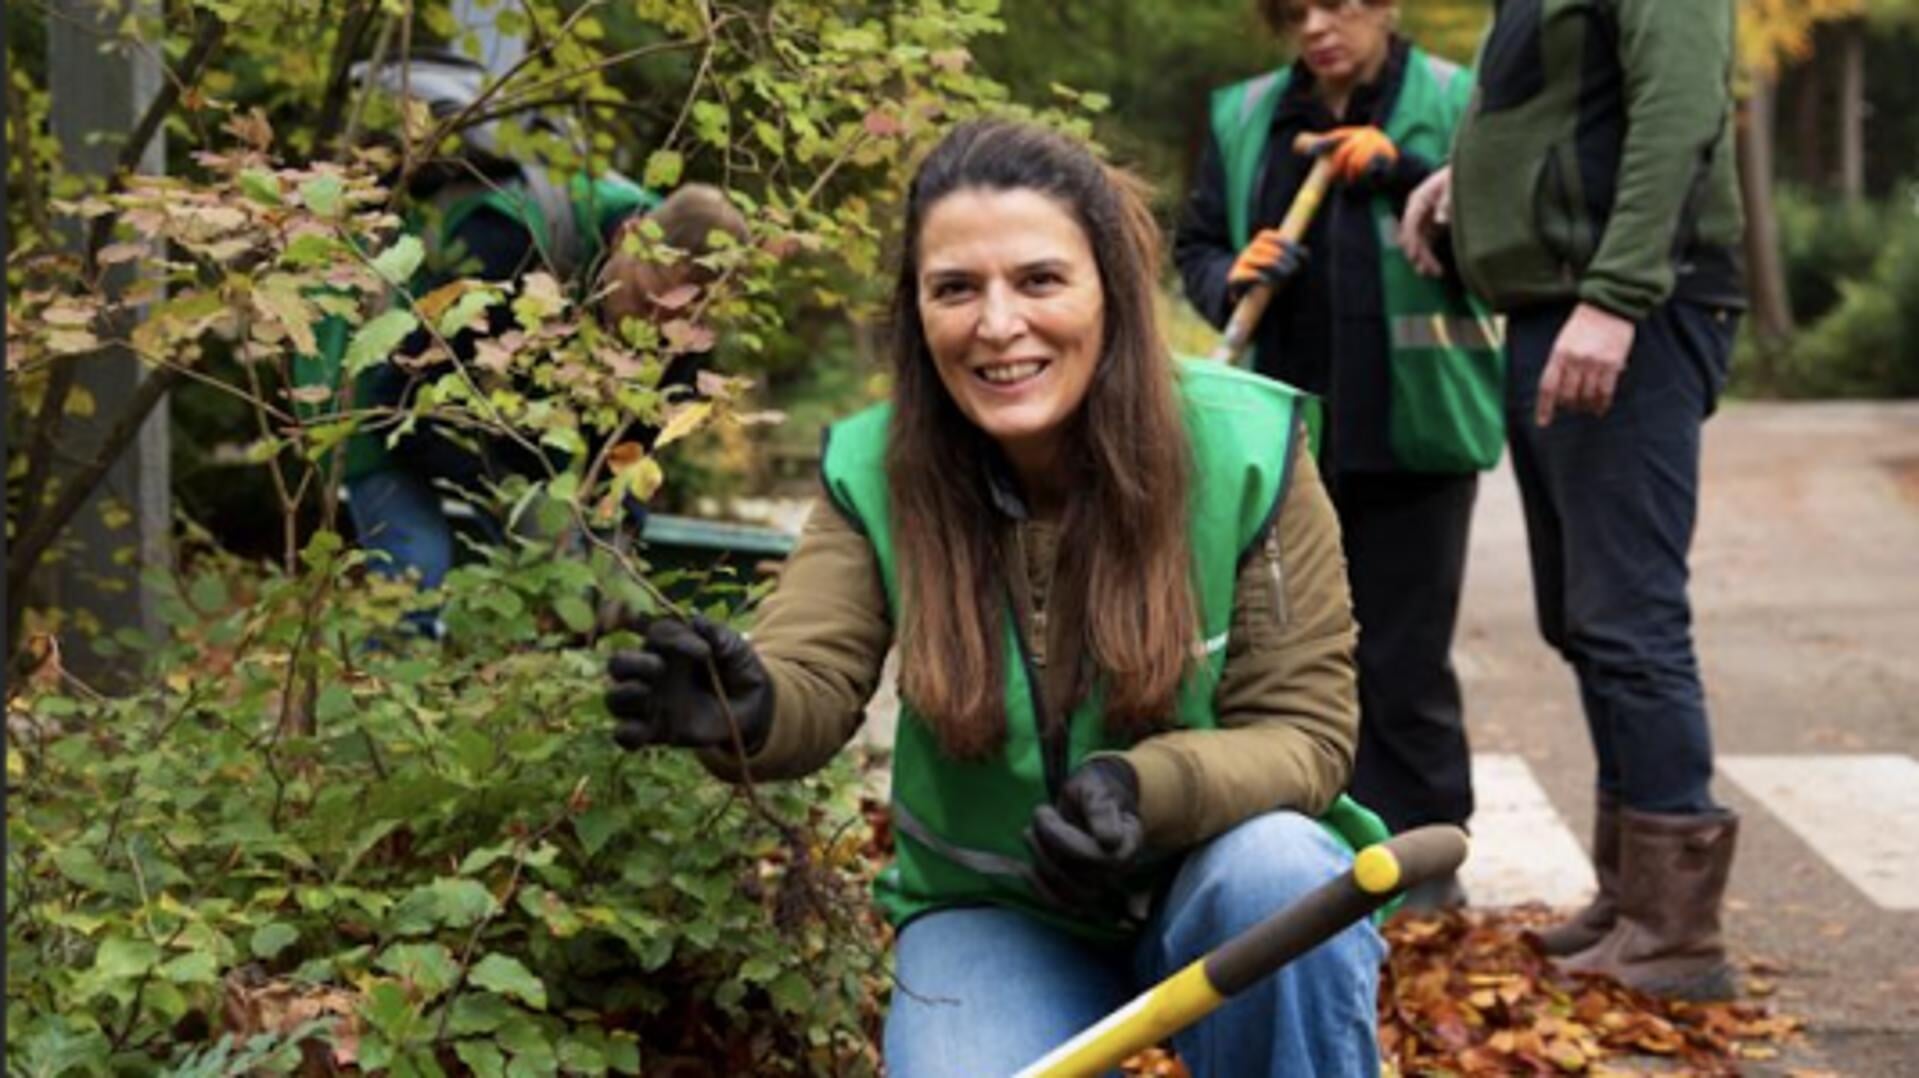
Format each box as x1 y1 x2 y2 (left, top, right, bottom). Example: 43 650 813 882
606 119 1384 1076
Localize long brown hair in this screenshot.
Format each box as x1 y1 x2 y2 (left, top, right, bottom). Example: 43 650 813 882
886 120 1195 760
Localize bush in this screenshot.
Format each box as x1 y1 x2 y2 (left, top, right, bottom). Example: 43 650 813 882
1750 184 1919 398
1778 220 1919 397
6 533 889 1075
1773 185 1902 326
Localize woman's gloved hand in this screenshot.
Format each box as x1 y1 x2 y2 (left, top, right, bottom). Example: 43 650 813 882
1315 125 1399 185
605 616 774 753
1024 757 1146 913
1227 230 1310 295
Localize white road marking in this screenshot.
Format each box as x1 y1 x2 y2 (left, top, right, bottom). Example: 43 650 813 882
1720 754 1919 911
1460 754 1596 909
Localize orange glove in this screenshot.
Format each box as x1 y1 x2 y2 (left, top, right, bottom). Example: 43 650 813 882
1228 229 1310 293
1316 125 1399 185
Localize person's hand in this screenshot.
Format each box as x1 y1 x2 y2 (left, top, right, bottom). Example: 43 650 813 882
1228 230 1310 295
1023 758 1145 913
606 616 774 752
1398 165 1452 278
1536 302 1637 427
1313 125 1400 186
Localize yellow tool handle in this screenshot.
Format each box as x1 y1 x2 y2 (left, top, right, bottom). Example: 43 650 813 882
1015 825 1470 1078
1208 147 1338 366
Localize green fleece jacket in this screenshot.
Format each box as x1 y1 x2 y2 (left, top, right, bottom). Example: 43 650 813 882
1450 0 1745 320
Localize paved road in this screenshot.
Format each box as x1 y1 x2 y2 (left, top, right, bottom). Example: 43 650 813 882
1458 401 1919 1075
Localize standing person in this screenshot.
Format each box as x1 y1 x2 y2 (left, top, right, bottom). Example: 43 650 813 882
606 119 1388 1075
1399 0 1744 1001
1176 0 1502 909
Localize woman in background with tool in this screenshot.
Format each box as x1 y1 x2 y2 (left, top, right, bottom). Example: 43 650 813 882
1176 0 1502 908
605 119 1386 1075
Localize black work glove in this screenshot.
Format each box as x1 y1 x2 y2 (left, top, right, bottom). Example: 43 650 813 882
605 616 774 753
1023 757 1146 914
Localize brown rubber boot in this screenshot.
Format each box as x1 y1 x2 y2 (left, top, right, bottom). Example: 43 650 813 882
1534 793 1621 956
1558 808 1740 1002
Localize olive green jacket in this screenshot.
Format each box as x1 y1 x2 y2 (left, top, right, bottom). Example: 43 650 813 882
1450 0 1745 320
703 434 1360 856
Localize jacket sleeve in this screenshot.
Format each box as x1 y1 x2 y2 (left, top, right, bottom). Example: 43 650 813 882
1115 433 1360 853
699 491 893 782
1578 0 1736 321
1174 131 1244 331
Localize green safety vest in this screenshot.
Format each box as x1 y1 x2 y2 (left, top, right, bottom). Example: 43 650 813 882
1210 49 1505 473
820 358 1389 938
292 172 659 480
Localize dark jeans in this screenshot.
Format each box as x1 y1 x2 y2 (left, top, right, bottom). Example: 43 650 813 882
1505 299 1736 815
1335 470 1479 833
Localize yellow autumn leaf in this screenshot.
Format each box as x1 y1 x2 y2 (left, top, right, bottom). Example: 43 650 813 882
653 400 714 450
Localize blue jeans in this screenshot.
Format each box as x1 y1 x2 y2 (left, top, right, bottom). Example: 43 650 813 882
346 468 459 592
883 812 1385 1077
1505 299 1736 815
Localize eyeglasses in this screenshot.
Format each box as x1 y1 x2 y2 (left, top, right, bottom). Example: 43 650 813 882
1273 0 1366 29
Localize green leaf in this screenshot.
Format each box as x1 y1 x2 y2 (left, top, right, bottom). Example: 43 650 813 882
300 175 345 217
691 101 730 147
188 572 230 611
455 1041 507 1078
603 1034 641 1075
372 235 425 286
240 168 284 205
250 922 299 959
53 846 112 890
94 935 162 979
556 1035 607 1076
738 954 780 984
517 886 583 938
572 808 620 858
376 942 461 998
427 877 499 927
767 969 814 1015
497 1017 556 1068
458 842 513 877
316 682 356 726
161 950 220 986
469 953 548 1010
448 990 517 1035
552 595 595 634
283 232 340 267
642 149 684 190
362 979 417 1039
343 309 420 375
436 288 499 338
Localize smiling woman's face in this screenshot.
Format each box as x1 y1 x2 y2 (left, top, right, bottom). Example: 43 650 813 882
915 186 1105 474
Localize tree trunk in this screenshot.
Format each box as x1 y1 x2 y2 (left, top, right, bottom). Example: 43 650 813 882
1838 18 1866 201
1737 77 1794 377
1788 57 1825 187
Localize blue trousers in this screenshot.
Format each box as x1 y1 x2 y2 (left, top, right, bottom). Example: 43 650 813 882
1505 299 1737 815
883 812 1385 1077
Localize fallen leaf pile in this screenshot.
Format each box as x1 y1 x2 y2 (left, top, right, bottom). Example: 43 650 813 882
1381 907 1801 1075
1123 907 1803 1077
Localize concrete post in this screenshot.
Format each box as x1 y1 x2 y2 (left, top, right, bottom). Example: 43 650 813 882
45 0 170 682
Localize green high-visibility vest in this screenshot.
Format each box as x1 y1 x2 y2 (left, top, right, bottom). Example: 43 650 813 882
1209 49 1505 472
820 358 1389 938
